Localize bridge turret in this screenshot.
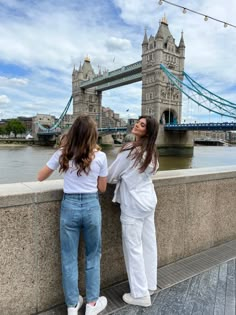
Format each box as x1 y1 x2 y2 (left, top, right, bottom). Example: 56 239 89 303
77 62 84 80
72 66 80 93
72 58 102 127
178 31 185 77
82 56 95 80
142 28 148 53
141 15 185 126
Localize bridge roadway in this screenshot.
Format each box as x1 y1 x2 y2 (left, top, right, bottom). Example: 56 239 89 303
37 127 128 137
37 123 236 137
164 122 236 131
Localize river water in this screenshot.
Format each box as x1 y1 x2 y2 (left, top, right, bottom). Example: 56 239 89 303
0 145 236 184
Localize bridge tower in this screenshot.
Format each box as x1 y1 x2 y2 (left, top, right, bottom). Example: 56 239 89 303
72 57 102 127
141 16 185 125
142 16 192 156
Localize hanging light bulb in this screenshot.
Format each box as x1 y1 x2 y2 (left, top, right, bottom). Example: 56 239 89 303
182 8 187 14
204 16 208 21
158 0 163 5
224 22 228 28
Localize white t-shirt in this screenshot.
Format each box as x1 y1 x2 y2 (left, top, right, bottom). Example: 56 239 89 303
47 149 108 193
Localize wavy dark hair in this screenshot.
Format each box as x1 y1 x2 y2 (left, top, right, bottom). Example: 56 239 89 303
121 115 159 173
59 115 100 175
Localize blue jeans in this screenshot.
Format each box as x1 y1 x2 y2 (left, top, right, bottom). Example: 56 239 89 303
60 193 101 306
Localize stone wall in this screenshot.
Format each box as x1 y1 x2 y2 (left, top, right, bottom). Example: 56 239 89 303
1 166 236 314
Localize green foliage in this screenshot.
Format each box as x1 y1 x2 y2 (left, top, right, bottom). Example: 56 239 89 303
5 119 26 137
0 125 7 135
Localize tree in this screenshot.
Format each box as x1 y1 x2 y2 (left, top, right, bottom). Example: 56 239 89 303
0 126 7 136
5 119 26 138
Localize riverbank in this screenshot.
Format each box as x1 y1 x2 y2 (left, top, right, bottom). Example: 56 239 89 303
0 138 37 146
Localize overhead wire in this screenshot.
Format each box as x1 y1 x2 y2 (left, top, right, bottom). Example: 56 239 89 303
158 0 236 29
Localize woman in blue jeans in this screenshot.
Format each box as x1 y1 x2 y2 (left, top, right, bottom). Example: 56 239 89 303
37 115 108 315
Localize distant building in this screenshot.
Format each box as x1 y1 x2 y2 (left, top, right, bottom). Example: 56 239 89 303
226 131 236 143
193 130 226 141
60 114 74 130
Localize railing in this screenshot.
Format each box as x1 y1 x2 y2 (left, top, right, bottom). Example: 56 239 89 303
37 127 127 136
164 122 236 131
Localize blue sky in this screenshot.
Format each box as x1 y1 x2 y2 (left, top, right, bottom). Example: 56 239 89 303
0 0 236 123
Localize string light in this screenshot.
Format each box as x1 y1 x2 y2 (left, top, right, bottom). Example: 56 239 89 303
158 0 236 29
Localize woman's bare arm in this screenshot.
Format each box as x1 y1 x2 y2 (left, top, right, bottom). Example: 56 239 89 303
37 165 54 181
97 176 107 193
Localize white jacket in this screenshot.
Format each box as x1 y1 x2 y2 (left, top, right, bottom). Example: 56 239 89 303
108 149 158 218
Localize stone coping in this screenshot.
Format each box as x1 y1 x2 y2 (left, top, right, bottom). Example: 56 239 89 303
1 165 236 207
154 165 236 186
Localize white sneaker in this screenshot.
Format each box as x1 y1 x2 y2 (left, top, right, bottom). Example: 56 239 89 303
67 295 83 315
122 293 151 307
85 296 107 315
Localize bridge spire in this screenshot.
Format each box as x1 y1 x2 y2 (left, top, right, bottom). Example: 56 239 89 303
78 62 83 80
142 27 148 46
161 14 168 25
82 56 95 80
179 31 185 48
155 15 172 40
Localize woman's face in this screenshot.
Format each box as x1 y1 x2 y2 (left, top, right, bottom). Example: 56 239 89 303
132 118 147 139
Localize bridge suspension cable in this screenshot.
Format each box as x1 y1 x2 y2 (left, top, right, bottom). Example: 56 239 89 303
160 64 236 120
37 95 73 131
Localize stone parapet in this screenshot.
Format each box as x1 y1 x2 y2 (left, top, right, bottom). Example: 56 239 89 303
1 166 236 314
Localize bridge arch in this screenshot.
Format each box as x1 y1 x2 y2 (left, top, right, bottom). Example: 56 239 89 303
160 109 178 124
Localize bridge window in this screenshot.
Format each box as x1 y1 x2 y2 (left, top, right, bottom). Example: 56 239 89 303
146 107 153 115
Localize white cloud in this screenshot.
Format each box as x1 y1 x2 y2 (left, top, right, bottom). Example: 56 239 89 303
0 76 28 87
0 95 10 105
105 37 132 51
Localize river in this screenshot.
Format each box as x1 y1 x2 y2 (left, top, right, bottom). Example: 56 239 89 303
0 145 236 184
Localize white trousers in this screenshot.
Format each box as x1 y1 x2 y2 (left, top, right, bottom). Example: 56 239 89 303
120 212 158 298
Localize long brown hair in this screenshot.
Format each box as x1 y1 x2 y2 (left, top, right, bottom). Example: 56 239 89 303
121 115 159 173
59 115 100 175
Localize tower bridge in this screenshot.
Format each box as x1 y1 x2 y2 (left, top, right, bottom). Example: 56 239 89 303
36 16 236 154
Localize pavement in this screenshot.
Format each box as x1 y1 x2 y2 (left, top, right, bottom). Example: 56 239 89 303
38 239 236 315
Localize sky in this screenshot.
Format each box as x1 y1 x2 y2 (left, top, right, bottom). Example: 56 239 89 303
0 0 236 123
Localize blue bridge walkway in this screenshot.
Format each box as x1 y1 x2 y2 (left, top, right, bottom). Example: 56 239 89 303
164 122 236 131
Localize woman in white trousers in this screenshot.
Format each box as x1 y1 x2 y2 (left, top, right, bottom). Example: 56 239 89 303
108 115 159 307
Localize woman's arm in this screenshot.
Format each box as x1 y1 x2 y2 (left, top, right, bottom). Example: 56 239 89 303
37 149 61 182
108 151 129 184
97 176 107 193
37 165 54 181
